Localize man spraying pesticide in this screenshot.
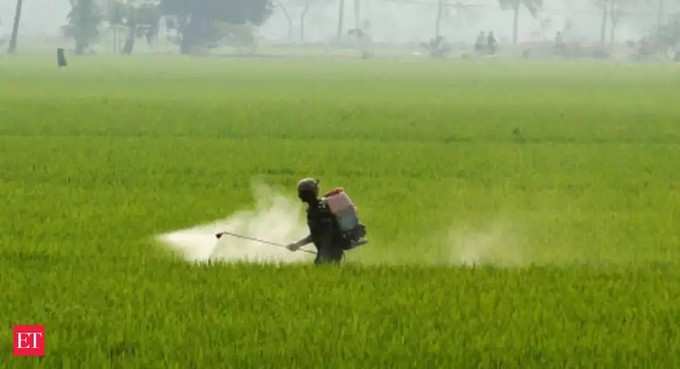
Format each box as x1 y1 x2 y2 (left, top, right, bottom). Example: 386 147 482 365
286 178 367 264
215 178 367 264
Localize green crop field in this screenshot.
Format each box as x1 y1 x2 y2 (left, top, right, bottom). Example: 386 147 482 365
2 56 680 368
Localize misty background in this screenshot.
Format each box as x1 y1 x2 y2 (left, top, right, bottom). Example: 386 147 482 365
1 0 674 48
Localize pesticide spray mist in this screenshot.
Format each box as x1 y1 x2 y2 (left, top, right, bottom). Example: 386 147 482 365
157 184 315 264
157 183 528 267
446 220 527 267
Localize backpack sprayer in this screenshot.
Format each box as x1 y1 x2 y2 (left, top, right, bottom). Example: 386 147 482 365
323 188 367 250
215 231 317 255
215 186 367 255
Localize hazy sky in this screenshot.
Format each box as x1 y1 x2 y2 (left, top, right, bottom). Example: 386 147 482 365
0 0 667 44
0 0 70 37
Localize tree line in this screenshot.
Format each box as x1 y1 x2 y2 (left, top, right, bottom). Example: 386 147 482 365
5 0 679 55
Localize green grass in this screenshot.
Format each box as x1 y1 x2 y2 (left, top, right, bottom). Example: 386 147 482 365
2 55 680 368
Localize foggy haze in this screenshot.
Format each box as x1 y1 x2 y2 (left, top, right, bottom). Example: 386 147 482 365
0 0 673 47
0 0 69 37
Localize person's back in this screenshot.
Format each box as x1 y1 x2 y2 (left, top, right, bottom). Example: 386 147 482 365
306 198 348 264
287 178 348 264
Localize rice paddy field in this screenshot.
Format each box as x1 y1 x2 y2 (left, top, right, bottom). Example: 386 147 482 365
2 55 680 368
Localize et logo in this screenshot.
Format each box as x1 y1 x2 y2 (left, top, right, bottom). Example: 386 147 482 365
13 325 45 357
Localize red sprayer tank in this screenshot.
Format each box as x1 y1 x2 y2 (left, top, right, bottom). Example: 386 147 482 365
324 188 359 232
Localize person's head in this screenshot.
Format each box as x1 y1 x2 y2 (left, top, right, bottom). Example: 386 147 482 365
297 178 320 204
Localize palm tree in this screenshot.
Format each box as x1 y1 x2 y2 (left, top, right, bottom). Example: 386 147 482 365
354 0 361 29
337 0 345 40
498 0 543 44
656 0 667 31
435 0 444 39
598 0 609 45
8 0 23 54
608 0 634 45
300 0 310 42
276 1 294 41
609 0 620 44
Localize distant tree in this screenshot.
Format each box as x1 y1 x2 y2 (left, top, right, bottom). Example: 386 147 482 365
66 0 103 54
107 0 128 53
121 2 161 54
589 0 660 47
608 0 636 44
353 0 361 29
435 0 444 39
337 0 345 40
107 0 128 26
653 0 680 30
432 0 481 41
160 0 273 54
498 0 543 44
658 0 665 29
300 0 310 42
275 1 295 41
293 0 340 42
276 0 318 43
653 10 680 46
632 9 680 58
593 0 609 45
337 0 363 42
7 0 23 54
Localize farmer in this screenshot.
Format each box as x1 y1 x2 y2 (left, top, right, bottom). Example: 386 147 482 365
487 31 497 55
555 31 565 55
286 178 349 264
57 48 68 68
475 31 486 53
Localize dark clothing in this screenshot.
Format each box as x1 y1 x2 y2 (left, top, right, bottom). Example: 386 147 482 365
57 48 67 67
306 200 349 264
487 34 497 54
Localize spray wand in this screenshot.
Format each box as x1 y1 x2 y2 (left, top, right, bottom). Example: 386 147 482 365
215 231 317 255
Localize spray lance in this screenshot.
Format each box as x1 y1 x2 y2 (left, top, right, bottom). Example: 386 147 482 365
215 231 317 255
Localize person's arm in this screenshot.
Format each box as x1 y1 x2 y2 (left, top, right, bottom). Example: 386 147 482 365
287 235 313 251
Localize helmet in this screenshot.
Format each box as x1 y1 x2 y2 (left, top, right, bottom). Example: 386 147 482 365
297 178 320 195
